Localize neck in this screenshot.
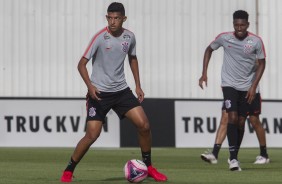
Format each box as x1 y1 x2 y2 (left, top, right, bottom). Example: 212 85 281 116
108 27 123 37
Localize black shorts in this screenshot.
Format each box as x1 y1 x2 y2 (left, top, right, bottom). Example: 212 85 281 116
222 87 261 117
86 87 140 122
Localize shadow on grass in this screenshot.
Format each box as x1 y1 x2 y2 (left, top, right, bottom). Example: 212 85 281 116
101 177 156 183
101 177 125 181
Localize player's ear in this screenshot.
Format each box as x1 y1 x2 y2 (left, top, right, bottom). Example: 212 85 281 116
123 16 127 22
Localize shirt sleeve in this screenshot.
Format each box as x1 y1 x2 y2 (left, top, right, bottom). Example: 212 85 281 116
83 34 100 60
255 39 266 59
128 34 136 56
210 33 224 50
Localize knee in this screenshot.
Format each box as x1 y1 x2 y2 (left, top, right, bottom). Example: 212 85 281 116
220 114 228 126
249 116 261 129
250 120 260 130
84 132 101 142
228 116 238 124
137 120 151 133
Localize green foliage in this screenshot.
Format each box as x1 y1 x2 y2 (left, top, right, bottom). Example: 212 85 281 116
0 148 281 184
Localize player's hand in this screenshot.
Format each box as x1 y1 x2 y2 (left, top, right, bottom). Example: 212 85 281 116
246 86 256 104
199 75 208 89
88 85 101 100
136 87 144 103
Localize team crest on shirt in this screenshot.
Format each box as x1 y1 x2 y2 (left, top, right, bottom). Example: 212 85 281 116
121 41 129 53
225 100 232 109
244 39 254 54
89 107 96 117
243 44 253 54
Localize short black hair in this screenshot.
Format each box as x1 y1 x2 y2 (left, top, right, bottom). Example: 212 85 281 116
107 2 125 16
233 10 249 21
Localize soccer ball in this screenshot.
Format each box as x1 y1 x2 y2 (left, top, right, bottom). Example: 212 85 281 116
124 159 148 183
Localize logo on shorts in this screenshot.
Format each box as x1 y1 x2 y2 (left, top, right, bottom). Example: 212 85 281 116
89 107 96 117
121 42 129 53
225 100 232 109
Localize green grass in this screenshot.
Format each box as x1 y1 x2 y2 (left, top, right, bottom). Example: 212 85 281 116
0 148 281 184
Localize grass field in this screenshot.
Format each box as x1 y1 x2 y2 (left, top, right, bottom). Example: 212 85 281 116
0 148 281 184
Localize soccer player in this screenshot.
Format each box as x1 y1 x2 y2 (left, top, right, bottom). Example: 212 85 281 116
60 2 167 182
200 106 270 164
199 10 266 171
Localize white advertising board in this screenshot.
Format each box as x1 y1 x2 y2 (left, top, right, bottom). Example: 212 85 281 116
0 99 120 147
175 101 282 148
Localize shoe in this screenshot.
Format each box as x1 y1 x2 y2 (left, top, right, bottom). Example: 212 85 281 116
147 165 168 182
200 151 218 164
254 156 270 164
229 159 242 171
61 171 73 182
228 158 242 171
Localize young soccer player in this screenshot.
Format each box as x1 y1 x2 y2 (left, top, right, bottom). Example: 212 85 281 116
60 2 167 182
199 10 266 171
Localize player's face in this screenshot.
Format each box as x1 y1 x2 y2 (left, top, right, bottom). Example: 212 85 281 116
233 19 249 40
106 12 127 35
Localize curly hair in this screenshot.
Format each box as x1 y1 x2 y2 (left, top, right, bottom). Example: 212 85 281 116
233 10 249 21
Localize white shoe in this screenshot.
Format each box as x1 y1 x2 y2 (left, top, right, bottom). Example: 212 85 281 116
229 159 242 171
254 156 270 164
200 151 218 164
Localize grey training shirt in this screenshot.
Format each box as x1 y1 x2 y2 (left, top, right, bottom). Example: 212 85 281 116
83 27 136 92
210 32 266 92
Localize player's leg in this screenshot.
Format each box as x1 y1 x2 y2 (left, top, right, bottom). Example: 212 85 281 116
114 88 167 181
201 109 228 164
235 115 246 159
61 93 107 182
125 106 152 156
70 120 103 165
125 106 167 181
226 111 244 171
250 115 266 146
213 109 228 158
223 87 241 171
248 93 269 164
114 88 152 157
61 120 103 182
249 115 270 164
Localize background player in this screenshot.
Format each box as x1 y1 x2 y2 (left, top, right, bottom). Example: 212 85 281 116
199 10 266 171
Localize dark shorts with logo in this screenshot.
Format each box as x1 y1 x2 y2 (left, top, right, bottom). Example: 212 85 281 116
86 87 140 122
222 87 261 117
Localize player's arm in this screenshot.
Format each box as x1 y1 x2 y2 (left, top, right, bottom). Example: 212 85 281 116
199 46 214 89
77 57 101 100
246 58 266 103
128 55 144 103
